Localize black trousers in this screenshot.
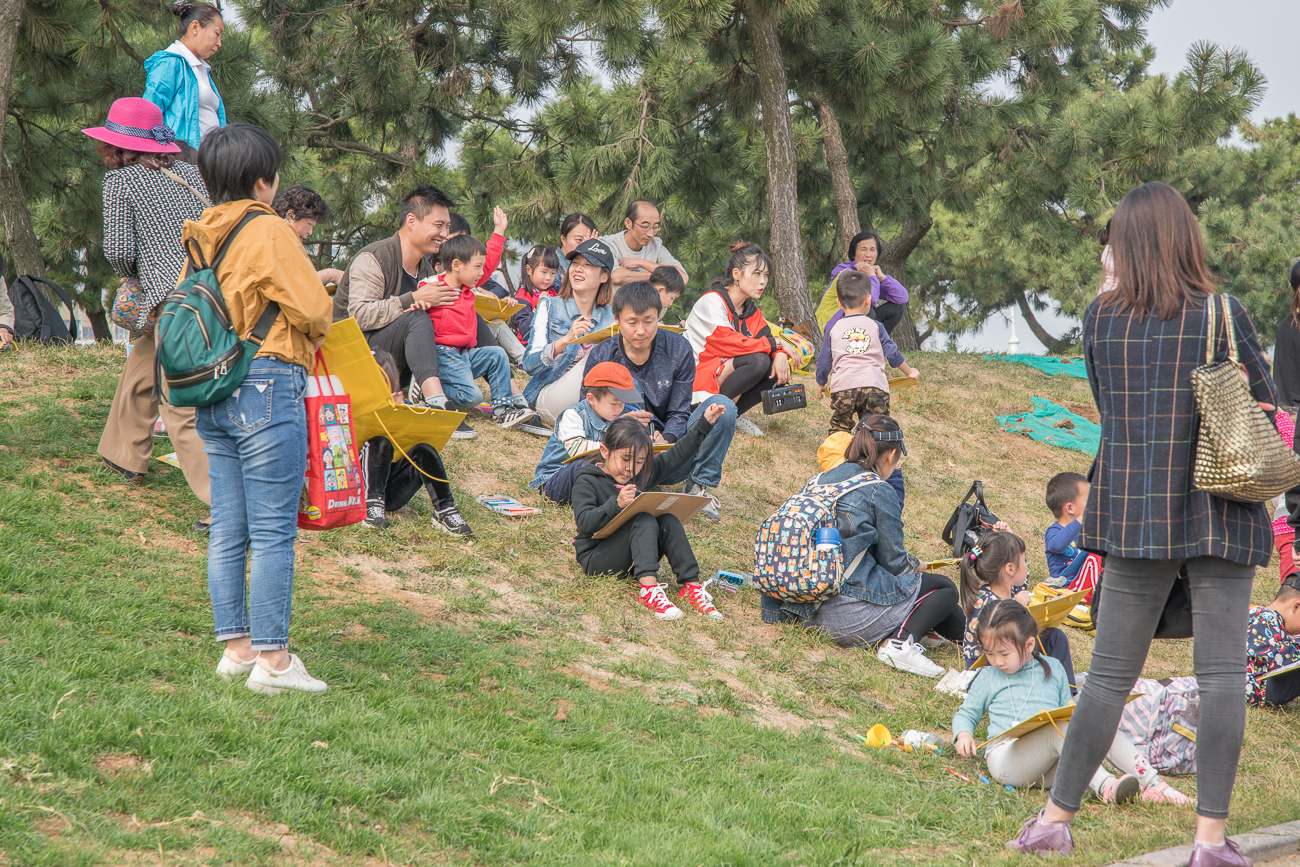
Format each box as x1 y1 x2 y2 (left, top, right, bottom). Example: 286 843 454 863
360 437 456 512
1264 667 1300 707
897 572 965 641
869 301 906 336
366 309 441 388
721 351 779 416
577 512 700 584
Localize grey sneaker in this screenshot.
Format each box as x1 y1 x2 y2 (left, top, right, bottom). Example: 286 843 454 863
450 419 477 439
1005 810 1074 856
433 506 474 538
735 416 764 436
494 405 535 429
682 481 720 521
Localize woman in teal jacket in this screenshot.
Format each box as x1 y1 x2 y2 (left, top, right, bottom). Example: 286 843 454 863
142 2 225 150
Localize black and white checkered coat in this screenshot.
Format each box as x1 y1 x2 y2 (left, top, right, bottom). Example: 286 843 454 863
101 161 208 328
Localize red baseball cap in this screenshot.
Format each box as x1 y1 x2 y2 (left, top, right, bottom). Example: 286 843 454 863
584 362 642 403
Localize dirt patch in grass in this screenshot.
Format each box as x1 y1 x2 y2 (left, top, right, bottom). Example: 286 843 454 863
93 753 153 778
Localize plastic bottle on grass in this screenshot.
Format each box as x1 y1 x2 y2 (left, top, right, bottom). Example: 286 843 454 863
901 730 943 756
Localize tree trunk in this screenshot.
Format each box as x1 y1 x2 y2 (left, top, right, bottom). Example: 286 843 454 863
748 4 814 337
87 308 112 342
1011 287 1069 354
0 155 44 278
0 0 23 162
811 94 858 261
877 216 933 352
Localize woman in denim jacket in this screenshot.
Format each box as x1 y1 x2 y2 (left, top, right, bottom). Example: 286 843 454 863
523 238 616 424
760 415 964 677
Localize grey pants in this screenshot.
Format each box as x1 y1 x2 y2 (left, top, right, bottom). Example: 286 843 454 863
1048 555 1254 819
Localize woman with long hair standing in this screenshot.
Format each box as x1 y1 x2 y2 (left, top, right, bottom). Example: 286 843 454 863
1006 182 1275 867
89 97 211 512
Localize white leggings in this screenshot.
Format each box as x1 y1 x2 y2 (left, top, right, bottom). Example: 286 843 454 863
535 361 587 427
984 721 1158 796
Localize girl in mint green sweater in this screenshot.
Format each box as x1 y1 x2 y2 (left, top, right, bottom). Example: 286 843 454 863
951 600 1188 806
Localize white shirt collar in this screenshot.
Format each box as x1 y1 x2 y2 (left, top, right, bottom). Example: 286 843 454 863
165 40 209 71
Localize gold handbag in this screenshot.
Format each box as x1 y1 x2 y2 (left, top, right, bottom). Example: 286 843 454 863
1191 294 1300 503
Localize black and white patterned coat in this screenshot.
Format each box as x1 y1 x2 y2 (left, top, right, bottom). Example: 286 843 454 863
101 161 209 328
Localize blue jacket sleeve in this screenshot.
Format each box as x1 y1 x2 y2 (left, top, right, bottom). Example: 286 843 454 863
815 320 834 387
142 55 181 118
878 321 905 369
868 485 911 576
1044 520 1080 554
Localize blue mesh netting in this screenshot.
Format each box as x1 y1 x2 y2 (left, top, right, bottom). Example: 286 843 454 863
997 397 1100 455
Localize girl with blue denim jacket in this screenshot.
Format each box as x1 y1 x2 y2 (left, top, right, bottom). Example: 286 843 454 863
759 415 964 677
522 239 616 423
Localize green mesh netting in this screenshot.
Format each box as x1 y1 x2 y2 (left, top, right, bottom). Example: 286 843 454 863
986 354 1087 379
997 397 1100 455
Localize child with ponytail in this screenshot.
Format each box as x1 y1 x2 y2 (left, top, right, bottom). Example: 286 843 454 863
958 530 1076 689
953 600 1189 807
512 244 559 344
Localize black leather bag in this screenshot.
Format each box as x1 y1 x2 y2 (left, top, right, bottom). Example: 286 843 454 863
1088 564 1193 640
941 481 1002 558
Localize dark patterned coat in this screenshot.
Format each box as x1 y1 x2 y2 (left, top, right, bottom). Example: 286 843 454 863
1082 293 1276 566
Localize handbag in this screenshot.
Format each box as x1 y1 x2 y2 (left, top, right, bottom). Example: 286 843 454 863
1089 564 1193 640
298 350 366 530
110 276 155 332
940 481 1001 558
1191 294 1300 503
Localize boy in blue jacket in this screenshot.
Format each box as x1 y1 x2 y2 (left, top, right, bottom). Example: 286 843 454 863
532 363 642 504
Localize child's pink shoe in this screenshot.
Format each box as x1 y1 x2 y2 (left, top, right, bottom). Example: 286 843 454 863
1005 810 1074 856
1141 779 1193 805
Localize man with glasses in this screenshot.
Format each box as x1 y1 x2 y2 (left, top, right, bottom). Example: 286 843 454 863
334 185 476 438
605 199 688 288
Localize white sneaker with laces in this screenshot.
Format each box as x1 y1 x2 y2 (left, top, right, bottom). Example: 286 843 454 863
919 633 948 650
735 416 764 436
216 648 257 682
245 654 328 695
877 636 944 678
494 405 535 428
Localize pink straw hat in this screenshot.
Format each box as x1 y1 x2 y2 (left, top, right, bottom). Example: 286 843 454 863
82 97 181 154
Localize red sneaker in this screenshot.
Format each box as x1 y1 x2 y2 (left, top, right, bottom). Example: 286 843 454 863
638 583 683 621
678 583 723 620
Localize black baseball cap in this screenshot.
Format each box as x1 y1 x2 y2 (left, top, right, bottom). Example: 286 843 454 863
568 238 615 272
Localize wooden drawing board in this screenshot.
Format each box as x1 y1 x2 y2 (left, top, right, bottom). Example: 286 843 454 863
923 557 961 571
981 695 1141 750
968 589 1090 669
474 295 524 322
575 323 685 344
562 442 672 464
592 491 713 539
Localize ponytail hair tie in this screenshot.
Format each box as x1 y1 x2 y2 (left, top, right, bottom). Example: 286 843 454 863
969 545 983 561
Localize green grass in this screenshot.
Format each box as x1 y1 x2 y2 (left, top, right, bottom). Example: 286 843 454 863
1 343 1298 866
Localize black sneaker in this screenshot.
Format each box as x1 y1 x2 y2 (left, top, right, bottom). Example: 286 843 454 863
433 506 474 538
363 502 389 529
192 519 211 534
516 421 553 438
450 419 477 440
493 406 535 429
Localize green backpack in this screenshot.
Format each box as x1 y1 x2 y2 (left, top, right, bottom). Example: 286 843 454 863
155 212 281 408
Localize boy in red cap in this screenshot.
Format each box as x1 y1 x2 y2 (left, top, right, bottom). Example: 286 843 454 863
531 362 642 504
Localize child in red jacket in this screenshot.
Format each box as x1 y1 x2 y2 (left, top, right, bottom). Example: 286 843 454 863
426 234 534 428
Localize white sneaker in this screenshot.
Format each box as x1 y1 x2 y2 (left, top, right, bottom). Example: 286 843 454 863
245 654 328 695
735 416 764 436
877 636 944 678
682 481 720 521
216 648 257 682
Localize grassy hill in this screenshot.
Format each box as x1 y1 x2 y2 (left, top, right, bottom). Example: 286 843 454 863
0 343 1297 866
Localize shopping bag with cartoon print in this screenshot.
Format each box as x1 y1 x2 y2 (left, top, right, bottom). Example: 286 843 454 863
299 351 365 530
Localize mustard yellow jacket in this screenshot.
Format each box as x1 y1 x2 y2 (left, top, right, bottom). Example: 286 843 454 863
180 200 331 369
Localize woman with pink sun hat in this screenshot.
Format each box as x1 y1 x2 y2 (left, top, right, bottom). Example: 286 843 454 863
86 97 212 522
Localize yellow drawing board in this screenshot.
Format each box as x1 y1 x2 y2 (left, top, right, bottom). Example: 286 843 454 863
475 295 524 322
562 442 672 464
575 323 684 344
981 695 1141 750
968 589 1090 670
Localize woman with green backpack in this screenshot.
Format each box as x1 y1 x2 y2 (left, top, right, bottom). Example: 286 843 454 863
185 124 333 695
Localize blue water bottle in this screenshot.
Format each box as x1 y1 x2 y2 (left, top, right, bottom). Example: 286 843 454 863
815 526 841 554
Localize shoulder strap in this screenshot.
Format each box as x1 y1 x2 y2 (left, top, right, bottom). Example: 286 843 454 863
1220 294 1239 365
211 212 280 345
29 276 77 341
159 167 213 209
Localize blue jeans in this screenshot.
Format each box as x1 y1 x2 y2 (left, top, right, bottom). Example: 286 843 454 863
196 358 307 651
436 345 512 409
659 396 736 489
